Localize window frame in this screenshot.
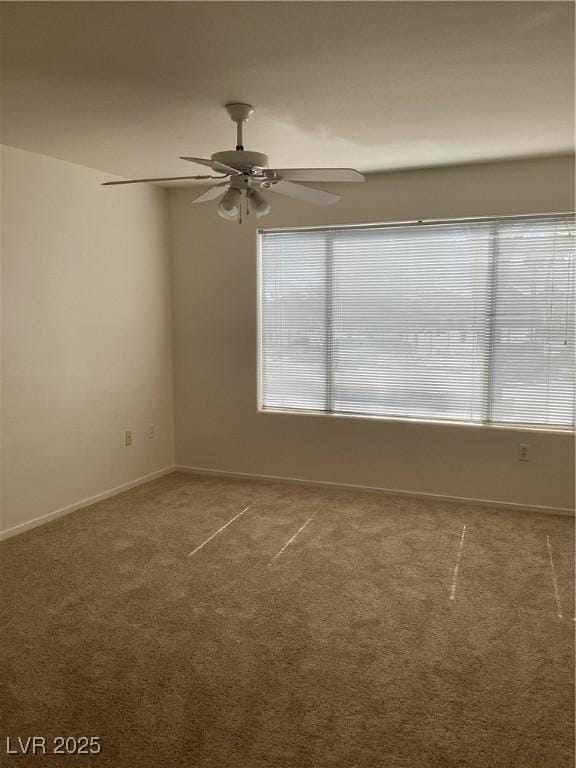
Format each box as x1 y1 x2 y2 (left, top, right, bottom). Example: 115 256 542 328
256 212 575 434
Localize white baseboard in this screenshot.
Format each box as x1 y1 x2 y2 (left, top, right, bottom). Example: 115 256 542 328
175 464 574 517
2 463 572 543
0 466 175 542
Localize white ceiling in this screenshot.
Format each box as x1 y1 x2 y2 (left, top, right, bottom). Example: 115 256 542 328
1 1 574 184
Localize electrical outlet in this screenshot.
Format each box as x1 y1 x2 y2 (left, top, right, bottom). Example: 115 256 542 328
518 443 529 462
148 424 155 440
124 430 133 448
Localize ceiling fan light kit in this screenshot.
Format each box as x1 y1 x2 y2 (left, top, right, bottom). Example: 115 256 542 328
217 186 242 220
246 187 271 218
103 103 365 222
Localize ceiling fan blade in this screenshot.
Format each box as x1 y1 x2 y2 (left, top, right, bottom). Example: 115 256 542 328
180 156 241 176
268 180 341 206
102 174 225 186
191 183 228 203
271 168 365 183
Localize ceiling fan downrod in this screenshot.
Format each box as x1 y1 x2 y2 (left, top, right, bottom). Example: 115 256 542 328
225 103 254 152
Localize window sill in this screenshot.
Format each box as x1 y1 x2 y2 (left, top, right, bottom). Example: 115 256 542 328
257 406 574 434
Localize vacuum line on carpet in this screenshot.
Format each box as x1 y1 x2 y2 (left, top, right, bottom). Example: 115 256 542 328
187 500 260 557
546 535 563 619
268 511 318 566
449 524 467 601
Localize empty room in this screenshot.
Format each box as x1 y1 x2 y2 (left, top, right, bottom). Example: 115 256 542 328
1 2 574 767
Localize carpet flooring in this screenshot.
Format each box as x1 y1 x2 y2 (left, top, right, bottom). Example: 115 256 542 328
1 472 574 768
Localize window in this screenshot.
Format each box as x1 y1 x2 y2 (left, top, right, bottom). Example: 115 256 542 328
259 215 575 429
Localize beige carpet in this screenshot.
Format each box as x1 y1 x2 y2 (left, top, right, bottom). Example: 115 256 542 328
1 472 574 767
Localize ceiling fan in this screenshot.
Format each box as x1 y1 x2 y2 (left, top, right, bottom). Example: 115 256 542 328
102 103 365 221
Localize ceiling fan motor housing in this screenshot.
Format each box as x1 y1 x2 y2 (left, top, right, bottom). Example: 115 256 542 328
212 150 269 173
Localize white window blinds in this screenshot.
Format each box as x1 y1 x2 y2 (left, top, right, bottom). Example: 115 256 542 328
259 215 575 429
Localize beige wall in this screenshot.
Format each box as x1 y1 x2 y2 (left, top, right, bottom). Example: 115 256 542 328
1 145 175 535
170 155 575 511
